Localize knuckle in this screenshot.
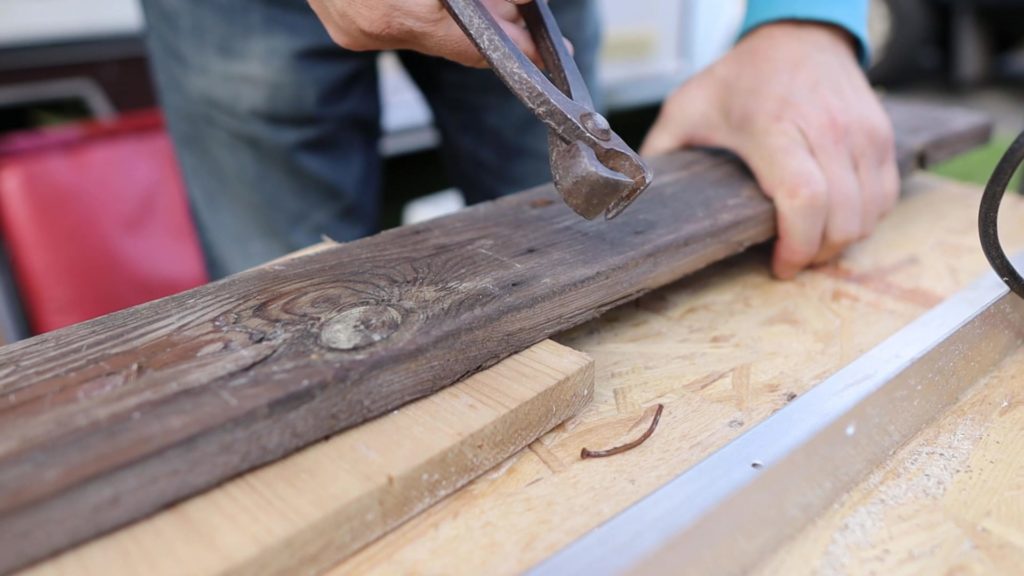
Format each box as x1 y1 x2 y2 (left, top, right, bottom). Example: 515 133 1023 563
336 33 371 51
742 106 787 136
361 14 393 41
353 11 406 47
326 19 378 51
779 172 828 209
819 113 849 147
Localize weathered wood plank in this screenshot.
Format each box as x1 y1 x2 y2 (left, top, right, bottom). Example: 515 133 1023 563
0 99 991 572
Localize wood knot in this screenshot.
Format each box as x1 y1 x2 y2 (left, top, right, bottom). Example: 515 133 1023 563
319 305 402 351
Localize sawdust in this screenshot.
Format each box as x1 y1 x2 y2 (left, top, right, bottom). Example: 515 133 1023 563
818 415 985 575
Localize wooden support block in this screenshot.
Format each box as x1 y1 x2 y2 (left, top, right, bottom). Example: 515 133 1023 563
22 340 593 576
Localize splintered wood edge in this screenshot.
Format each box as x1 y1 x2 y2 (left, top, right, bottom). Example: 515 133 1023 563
23 340 594 576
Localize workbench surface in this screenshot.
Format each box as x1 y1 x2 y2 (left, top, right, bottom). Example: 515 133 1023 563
759 345 1024 575
332 174 1024 575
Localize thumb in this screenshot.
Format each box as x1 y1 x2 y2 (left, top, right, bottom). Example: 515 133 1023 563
640 83 717 157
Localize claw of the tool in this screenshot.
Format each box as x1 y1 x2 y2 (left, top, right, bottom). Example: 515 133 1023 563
550 138 646 220
604 160 653 220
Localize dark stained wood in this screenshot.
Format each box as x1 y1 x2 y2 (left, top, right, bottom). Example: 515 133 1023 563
0 100 992 572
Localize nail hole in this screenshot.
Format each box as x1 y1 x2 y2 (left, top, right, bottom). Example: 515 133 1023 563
751 460 764 470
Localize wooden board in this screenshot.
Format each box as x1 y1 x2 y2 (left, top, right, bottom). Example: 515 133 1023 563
0 100 992 572
329 174 1024 574
757 346 1024 576
22 340 593 576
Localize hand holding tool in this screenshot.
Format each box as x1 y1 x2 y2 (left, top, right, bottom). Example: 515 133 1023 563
442 0 653 219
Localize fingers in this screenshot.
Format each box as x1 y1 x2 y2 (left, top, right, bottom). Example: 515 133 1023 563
308 0 545 69
807 103 899 266
736 126 829 279
640 109 688 157
640 84 708 156
879 151 901 216
430 7 540 68
803 119 863 265
867 112 901 218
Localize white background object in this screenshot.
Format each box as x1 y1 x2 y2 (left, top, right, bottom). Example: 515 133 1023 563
0 0 745 145
401 189 466 225
0 0 144 47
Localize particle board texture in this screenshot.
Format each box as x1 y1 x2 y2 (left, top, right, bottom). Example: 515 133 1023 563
757 346 1024 576
0 99 994 572
23 340 593 576
329 174 1024 574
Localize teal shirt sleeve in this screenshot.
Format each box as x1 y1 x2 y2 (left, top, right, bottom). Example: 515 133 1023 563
740 0 871 66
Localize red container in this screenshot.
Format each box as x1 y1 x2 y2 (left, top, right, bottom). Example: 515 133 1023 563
0 110 208 334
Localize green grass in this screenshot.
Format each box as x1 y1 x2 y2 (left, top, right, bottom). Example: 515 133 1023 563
930 134 1022 192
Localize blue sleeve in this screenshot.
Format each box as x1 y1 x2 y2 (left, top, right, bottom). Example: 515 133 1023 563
740 0 871 66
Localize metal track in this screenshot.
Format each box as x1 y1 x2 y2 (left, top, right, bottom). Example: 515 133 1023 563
532 256 1024 576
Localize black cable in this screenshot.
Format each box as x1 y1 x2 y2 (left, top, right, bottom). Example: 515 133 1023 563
979 130 1024 299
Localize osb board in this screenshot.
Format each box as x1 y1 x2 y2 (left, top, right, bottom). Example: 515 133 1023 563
24 340 593 576
332 174 1024 575
757 346 1024 576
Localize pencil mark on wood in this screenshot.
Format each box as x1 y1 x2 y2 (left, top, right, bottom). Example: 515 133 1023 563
613 386 640 414
529 440 568 474
731 364 753 412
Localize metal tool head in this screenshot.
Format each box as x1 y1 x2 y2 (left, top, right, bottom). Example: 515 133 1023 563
442 0 653 220
550 135 653 220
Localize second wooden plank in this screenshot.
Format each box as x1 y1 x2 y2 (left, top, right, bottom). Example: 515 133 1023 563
24 340 593 576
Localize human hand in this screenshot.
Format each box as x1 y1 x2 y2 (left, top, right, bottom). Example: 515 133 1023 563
642 23 899 279
307 0 546 68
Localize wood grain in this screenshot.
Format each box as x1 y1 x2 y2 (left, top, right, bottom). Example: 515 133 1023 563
332 175 1024 575
22 340 593 576
0 100 992 572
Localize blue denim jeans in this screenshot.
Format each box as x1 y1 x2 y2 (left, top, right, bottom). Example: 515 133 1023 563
140 0 600 278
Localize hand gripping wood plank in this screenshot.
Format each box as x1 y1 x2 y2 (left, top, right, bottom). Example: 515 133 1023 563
0 98 992 572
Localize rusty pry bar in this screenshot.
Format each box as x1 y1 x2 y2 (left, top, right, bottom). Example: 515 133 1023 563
442 0 653 220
